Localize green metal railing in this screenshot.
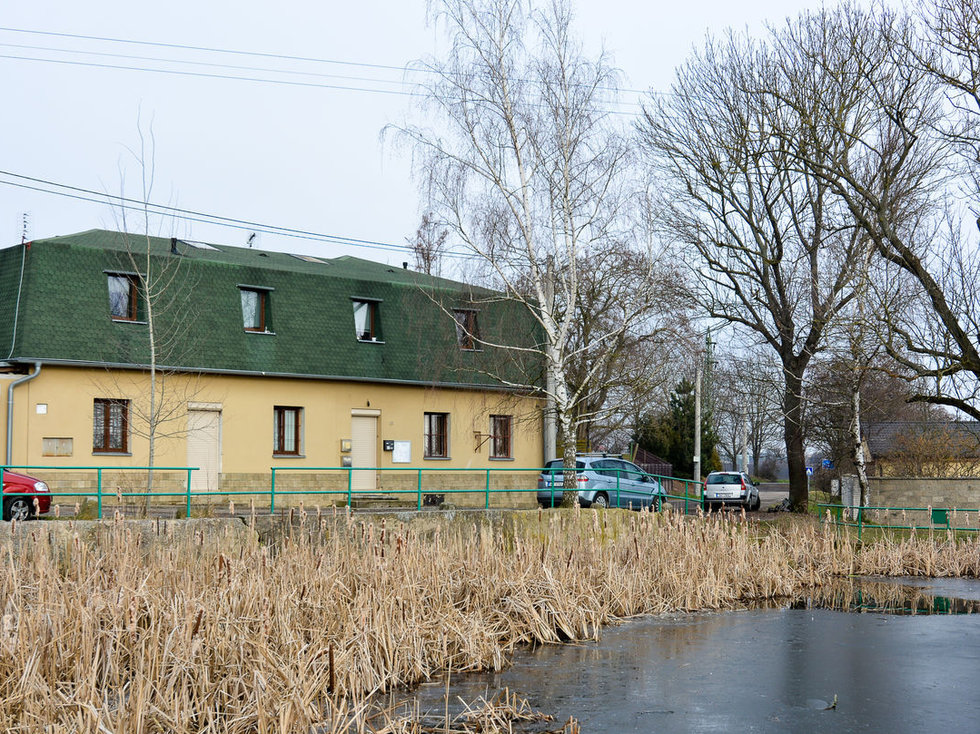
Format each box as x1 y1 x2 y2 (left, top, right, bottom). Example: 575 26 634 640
817 502 980 539
0 463 709 519
1 465 199 518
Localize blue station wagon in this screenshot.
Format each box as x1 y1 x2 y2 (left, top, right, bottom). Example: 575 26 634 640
537 455 666 510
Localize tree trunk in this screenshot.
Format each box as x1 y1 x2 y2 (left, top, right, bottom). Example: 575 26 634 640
144 271 156 519
850 379 870 510
783 368 808 511
559 411 579 507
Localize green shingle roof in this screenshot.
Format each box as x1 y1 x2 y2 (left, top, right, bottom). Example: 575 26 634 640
0 230 542 389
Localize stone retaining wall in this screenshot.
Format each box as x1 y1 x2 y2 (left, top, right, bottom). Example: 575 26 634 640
866 477 980 527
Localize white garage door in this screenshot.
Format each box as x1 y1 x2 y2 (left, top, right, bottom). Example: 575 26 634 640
350 414 378 491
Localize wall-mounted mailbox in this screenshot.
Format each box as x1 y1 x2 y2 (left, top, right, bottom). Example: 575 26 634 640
341 456 353 467
340 439 352 453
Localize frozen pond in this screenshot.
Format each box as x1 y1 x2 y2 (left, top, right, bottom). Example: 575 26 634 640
410 578 980 732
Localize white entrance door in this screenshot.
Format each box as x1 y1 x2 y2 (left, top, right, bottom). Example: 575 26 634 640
350 413 378 491
187 408 221 492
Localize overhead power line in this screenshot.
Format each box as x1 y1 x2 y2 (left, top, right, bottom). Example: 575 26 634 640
0 53 424 98
0 26 415 74
0 169 478 260
0 26 655 102
0 41 415 88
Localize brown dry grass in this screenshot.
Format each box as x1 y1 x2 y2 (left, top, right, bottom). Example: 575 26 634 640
1 507 978 732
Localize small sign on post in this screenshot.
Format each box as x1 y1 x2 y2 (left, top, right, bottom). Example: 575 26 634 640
805 466 814 476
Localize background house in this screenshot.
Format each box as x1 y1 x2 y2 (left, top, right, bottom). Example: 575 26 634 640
864 421 980 478
0 230 544 508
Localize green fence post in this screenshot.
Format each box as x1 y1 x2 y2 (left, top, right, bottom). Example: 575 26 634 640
97 468 103 519
485 468 491 509
858 505 863 541
186 468 193 518
270 469 276 515
417 468 423 511
347 467 352 507
684 480 688 515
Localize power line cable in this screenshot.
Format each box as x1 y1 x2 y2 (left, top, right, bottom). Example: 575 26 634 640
0 170 480 260
0 53 425 98
0 41 416 88
0 25 656 98
0 51 645 114
0 26 416 74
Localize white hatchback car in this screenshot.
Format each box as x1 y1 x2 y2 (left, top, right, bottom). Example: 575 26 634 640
702 471 761 512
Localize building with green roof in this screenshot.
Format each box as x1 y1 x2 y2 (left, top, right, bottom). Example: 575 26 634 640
0 230 544 509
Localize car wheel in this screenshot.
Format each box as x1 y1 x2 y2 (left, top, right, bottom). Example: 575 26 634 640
3 497 32 522
591 493 609 510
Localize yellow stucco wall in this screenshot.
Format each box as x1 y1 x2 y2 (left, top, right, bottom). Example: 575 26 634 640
1 365 543 508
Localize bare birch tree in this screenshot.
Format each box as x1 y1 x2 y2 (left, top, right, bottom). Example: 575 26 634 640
393 0 677 504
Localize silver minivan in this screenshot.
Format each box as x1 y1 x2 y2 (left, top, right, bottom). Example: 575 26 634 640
702 471 761 511
537 455 665 510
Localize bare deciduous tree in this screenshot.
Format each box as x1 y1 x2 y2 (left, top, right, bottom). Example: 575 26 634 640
392 0 679 504
408 212 449 276
770 4 980 424
638 14 877 509
711 348 783 476
100 123 206 513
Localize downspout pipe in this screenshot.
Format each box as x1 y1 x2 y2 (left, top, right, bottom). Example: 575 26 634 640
6 362 41 466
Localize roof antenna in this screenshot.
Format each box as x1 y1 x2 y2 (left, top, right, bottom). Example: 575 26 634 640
247 232 256 248
20 212 30 244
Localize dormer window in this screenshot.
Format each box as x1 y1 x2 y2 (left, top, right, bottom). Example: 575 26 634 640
107 273 139 321
453 309 480 350
240 286 272 333
352 299 382 342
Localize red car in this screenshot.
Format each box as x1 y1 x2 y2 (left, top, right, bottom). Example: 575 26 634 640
2 470 51 521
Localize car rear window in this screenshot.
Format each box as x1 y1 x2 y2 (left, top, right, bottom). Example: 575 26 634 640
707 473 742 484
543 460 585 472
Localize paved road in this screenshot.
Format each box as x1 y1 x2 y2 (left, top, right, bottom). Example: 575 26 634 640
757 482 789 511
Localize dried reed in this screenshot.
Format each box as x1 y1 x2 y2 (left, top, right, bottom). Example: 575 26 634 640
0 509 977 732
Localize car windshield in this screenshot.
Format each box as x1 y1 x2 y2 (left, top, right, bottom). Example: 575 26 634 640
707 473 742 484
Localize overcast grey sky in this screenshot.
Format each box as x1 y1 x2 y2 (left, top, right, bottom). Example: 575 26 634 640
1 0 828 264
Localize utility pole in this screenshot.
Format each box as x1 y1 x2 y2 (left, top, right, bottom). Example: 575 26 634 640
694 360 702 483
740 413 749 474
